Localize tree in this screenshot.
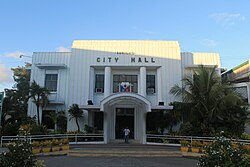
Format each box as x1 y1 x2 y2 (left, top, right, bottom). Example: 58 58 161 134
1 63 31 127
170 65 248 136
1 63 31 135
68 104 83 133
29 81 50 125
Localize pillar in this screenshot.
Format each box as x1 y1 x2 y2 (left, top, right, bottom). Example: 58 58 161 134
157 67 163 104
104 67 111 98
140 67 146 97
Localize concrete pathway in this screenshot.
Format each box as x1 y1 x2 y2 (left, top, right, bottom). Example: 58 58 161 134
40 144 199 167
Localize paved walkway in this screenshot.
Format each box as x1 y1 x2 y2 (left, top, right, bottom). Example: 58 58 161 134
40 144 199 167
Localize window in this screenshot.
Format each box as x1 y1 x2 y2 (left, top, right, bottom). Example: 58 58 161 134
146 75 155 94
113 75 138 93
95 74 104 93
45 74 58 92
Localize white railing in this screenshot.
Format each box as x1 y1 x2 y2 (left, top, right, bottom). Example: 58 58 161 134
1 134 104 147
146 134 250 146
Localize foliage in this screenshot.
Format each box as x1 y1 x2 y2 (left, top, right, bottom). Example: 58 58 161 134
29 124 47 135
45 110 67 132
1 123 20 136
241 133 250 140
164 103 182 133
192 141 203 147
1 63 31 128
34 160 45 167
32 138 69 147
0 127 36 167
178 122 200 136
170 65 249 137
198 134 250 167
29 81 50 125
68 104 83 133
180 140 189 146
84 124 97 133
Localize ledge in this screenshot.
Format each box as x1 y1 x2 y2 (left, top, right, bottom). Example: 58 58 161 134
35 63 67 69
49 101 65 105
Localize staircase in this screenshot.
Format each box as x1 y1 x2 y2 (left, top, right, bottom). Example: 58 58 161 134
69 144 182 157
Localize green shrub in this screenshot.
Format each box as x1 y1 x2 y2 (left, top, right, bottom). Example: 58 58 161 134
0 128 36 167
30 124 47 135
178 122 200 136
34 160 45 167
32 141 40 147
192 141 202 147
241 133 250 140
60 138 69 145
51 139 59 146
180 140 189 146
2 123 19 136
198 134 250 166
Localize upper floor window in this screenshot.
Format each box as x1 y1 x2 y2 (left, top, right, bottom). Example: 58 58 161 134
146 75 155 94
113 75 138 93
95 74 104 93
45 74 58 92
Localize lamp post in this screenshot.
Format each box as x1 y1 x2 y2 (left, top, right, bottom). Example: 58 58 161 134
20 55 32 58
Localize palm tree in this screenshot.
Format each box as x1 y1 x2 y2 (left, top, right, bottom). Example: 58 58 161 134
29 81 50 125
45 110 66 131
68 104 83 133
170 65 244 135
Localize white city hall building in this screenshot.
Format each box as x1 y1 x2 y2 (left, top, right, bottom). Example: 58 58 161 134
28 40 220 144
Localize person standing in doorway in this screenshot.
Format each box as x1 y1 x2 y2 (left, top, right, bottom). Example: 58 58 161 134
123 127 130 143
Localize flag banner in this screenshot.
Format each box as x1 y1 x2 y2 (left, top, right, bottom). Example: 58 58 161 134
120 82 131 92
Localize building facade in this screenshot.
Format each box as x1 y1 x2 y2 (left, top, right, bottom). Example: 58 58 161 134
222 59 250 133
28 40 220 143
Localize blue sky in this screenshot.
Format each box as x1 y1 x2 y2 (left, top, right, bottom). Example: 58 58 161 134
0 0 250 92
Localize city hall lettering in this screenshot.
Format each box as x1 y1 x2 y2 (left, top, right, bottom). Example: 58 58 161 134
96 57 156 63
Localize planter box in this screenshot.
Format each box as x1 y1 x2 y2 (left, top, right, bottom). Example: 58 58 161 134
53 146 61 152
32 145 69 154
61 145 69 151
191 147 200 153
32 147 42 154
180 146 189 152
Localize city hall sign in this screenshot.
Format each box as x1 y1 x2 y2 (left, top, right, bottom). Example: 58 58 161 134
96 57 156 63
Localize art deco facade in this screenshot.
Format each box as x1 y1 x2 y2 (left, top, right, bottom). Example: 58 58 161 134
28 40 220 143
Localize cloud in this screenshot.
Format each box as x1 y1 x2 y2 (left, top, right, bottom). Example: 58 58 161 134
0 64 13 82
209 13 246 27
56 46 70 52
2 51 28 59
201 39 219 48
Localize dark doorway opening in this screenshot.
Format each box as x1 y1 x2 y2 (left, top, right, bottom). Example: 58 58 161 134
115 108 134 139
94 111 103 131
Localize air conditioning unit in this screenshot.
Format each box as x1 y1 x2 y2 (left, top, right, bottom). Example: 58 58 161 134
95 88 103 93
147 88 155 94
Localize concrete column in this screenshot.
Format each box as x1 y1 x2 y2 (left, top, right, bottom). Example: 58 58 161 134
104 67 111 98
142 112 147 144
88 111 93 127
88 67 95 101
157 67 163 104
103 112 108 144
140 67 146 97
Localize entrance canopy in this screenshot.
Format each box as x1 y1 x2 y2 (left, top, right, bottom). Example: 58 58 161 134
100 93 151 112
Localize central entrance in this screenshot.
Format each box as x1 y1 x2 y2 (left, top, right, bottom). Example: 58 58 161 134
115 108 134 139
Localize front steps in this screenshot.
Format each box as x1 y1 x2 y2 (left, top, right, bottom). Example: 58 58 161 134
69 144 182 157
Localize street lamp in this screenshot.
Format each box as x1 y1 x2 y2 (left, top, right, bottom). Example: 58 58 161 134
20 55 32 58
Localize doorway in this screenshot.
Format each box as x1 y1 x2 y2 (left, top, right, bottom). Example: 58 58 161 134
115 108 134 139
